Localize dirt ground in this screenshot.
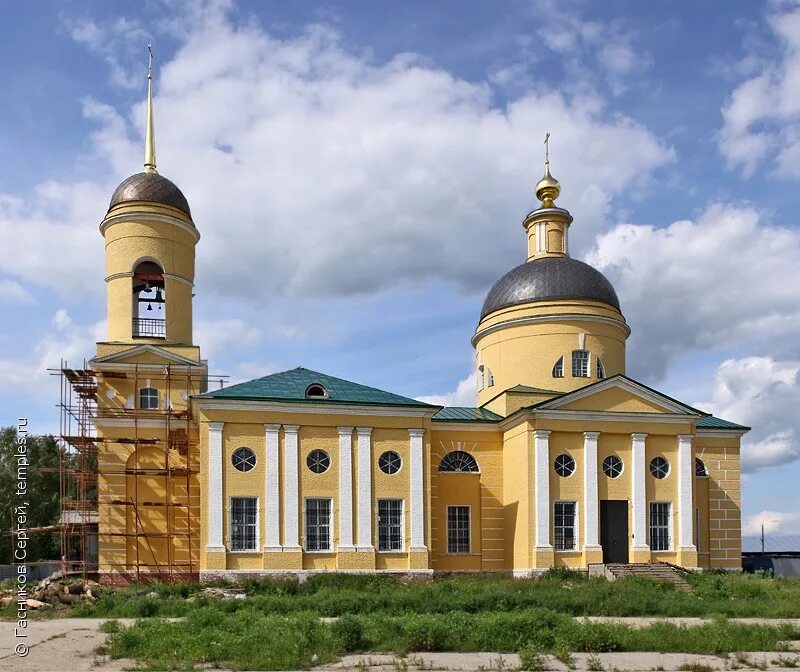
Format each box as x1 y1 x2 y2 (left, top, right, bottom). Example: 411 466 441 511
1 618 799 672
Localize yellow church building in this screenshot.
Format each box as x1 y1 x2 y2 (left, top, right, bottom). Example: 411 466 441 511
85 58 746 583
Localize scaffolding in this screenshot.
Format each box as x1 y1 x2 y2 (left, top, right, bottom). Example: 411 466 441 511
53 359 226 584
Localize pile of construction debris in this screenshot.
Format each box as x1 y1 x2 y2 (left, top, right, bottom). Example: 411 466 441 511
0 573 99 610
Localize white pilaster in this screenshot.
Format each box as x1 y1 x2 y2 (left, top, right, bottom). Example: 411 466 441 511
631 433 649 552
206 422 225 552
677 434 696 551
283 425 301 551
356 427 374 550
264 424 281 552
583 431 601 550
409 428 427 551
338 427 355 550
534 430 552 549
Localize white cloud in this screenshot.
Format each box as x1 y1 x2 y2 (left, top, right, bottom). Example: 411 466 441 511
0 279 34 304
417 372 479 407
743 509 800 536
719 1 800 176
694 357 800 473
587 203 800 381
193 318 262 359
0 5 671 307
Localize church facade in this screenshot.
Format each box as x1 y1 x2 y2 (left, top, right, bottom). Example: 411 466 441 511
89 65 746 582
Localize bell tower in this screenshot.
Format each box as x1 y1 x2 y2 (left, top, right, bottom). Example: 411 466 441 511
99 44 199 348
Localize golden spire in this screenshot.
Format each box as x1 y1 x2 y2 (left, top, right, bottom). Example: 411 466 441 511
143 44 157 174
535 131 560 208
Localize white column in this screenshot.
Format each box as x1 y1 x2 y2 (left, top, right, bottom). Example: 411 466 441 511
338 427 355 550
283 425 301 551
409 428 427 551
631 433 649 552
356 427 374 550
264 424 281 552
583 431 601 550
206 422 225 552
677 434 696 551
534 430 552 549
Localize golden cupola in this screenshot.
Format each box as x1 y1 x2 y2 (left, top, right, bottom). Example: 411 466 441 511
473 135 629 410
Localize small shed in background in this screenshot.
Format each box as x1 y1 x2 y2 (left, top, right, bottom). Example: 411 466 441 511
742 535 800 577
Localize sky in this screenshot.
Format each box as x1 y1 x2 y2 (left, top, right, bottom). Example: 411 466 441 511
1 0 800 536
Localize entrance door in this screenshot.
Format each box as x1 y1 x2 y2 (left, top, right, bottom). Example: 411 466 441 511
600 500 629 564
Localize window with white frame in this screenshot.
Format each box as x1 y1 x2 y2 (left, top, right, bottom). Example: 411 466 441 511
554 501 577 551
377 499 404 552
597 358 606 379
477 365 485 391
486 368 494 387
139 387 159 410
230 496 257 551
650 502 671 551
305 498 332 551
552 356 564 378
572 350 590 377
447 505 470 554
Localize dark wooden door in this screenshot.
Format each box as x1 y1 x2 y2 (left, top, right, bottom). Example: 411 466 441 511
600 500 629 564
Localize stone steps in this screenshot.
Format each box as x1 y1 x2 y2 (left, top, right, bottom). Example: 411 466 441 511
604 562 693 591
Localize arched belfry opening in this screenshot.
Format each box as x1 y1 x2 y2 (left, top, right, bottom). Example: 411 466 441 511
132 260 166 338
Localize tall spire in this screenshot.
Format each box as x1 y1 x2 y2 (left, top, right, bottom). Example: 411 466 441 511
143 44 157 174
535 131 560 208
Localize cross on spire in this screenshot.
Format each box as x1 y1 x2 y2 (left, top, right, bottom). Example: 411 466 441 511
544 132 550 165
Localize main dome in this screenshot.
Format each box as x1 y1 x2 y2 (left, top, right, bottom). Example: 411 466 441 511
108 172 192 218
480 256 620 319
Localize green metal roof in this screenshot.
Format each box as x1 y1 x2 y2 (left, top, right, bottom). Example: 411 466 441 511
506 384 560 394
432 407 503 423
200 367 437 408
696 415 750 431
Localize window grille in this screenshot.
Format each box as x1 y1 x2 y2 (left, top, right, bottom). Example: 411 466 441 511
572 350 589 377
554 453 576 477
139 387 159 410
230 497 257 551
650 456 670 479
439 451 479 473
378 499 404 551
305 498 332 551
554 501 577 551
447 505 471 554
379 451 402 475
602 455 623 478
695 457 708 477
232 447 256 472
650 502 671 551
306 450 331 474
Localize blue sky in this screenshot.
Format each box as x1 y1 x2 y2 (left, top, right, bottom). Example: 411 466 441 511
2 0 800 535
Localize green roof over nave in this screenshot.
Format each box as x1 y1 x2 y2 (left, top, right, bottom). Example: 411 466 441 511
200 367 437 408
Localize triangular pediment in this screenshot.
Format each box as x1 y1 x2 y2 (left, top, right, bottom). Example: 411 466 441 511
91 344 200 368
534 375 702 416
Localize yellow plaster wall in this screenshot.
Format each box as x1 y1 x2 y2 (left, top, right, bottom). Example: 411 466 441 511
475 301 628 405
501 424 531 570
548 431 584 568
559 387 672 414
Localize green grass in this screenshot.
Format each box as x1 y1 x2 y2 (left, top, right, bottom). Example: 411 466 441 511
102 609 800 671
68 571 800 619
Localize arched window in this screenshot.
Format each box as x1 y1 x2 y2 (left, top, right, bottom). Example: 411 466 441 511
439 451 479 473
597 358 606 379
695 457 708 477
133 260 165 338
477 365 485 391
305 383 328 398
139 387 159 410
572 350 590 377
486 368 494 387
552 356 564 378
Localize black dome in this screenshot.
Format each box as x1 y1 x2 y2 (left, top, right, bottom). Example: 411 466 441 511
480 256 620 319
109 172 191 218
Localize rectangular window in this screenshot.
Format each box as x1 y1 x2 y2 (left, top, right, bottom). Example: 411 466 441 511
572 350 589 377
378 499 404 552
447 505 471 554
650 502 671 551
554 501 577 551
230 496 257 551
305 498 332 551
139 387 159 410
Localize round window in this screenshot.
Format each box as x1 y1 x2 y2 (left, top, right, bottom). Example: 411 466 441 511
554 454 575 477
602 455 623 478
307 449 330 474
650 456 670 479
232 447 256 472
379 451 402 475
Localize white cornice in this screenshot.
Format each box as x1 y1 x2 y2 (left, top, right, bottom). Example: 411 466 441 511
100 211 200 243
695 429 747 439
91 344 203 368
533 377 701 416
105 271 194 287
430 422 501 433
196 398 439 419
498 409 698 431
472 312 630 346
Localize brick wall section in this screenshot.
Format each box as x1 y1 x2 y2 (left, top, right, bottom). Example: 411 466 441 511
702 443 741 569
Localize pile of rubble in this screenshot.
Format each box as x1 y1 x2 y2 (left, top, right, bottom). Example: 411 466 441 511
0 573 100 610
